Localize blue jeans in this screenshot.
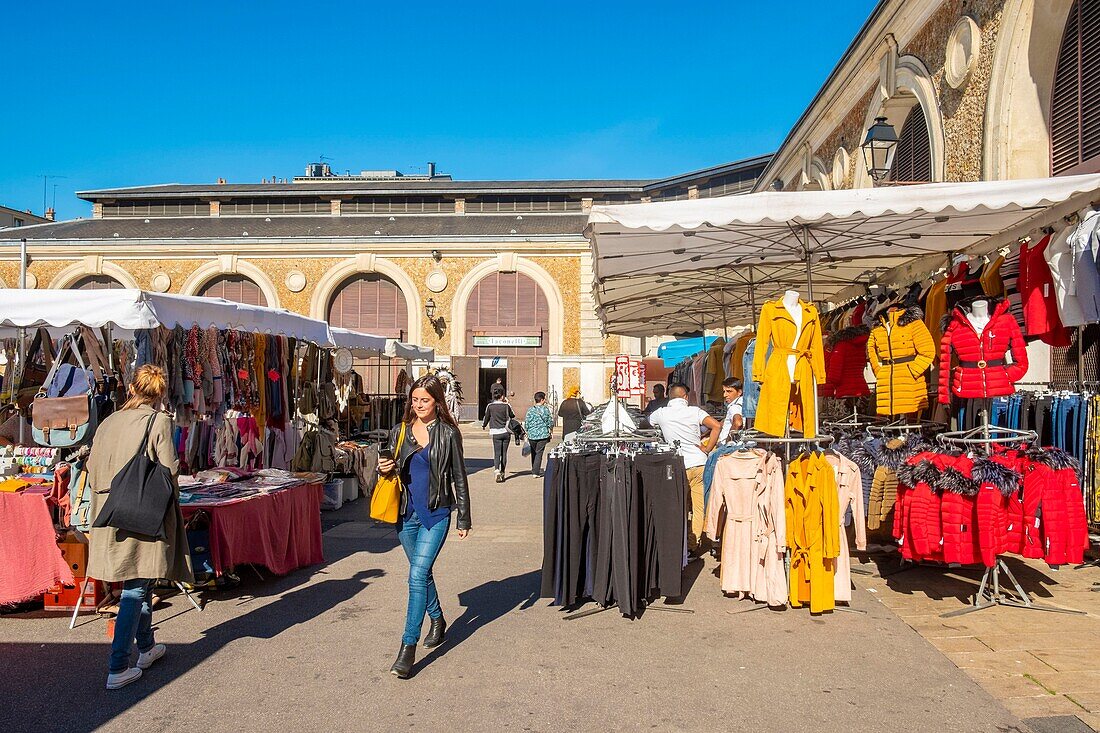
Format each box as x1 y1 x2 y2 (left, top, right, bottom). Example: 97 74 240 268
397 511 451 646
109 579 155 673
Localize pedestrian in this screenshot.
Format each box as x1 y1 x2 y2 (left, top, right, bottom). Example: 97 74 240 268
86 365 193 690
716 377 745 443
523 391 553 478
377 373 471 678
557 386 591 440
642 383 669 416
482 384 515 482
646 383 722 555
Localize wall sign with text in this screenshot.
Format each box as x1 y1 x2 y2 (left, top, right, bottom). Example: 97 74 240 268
472 335 542 347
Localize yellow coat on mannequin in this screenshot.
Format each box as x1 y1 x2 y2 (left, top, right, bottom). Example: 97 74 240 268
751 299 826 438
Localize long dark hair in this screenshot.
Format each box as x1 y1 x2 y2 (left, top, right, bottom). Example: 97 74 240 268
402 373 460 432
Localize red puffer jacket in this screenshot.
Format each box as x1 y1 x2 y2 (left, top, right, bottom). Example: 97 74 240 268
895 452 950 562
1031 448 1090 566
939 454 981 565
972 455 1021 567
824 326 870 398
938 298 1028 403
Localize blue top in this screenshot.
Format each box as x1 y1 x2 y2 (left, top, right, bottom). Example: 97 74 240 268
404 445 450 529
524 404 553 440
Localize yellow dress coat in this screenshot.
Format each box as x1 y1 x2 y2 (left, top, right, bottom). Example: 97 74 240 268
785 452 840 613
866 307 936 416
751 299 826 438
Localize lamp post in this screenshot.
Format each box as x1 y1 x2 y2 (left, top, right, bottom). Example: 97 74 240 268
425 298 437 321
861 116 899 183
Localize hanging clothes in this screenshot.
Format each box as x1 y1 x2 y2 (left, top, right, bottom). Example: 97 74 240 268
742 339 760 420
923 278 949 347
1018 234 1072 347
702 337 727 404
785 452 839 613
826 452 866 604
704 449 787 606
867 305 936 416
752 298 826 439
1044 223 1087 328
824 325 870 399
938 298 1029 404
980 255 1005 298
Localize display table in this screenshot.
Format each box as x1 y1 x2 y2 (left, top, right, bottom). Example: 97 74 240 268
0 492 73 605
181 481 324 576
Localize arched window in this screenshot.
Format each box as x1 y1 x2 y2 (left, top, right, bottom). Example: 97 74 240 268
71 275 124 290
327 274 409 339
199 275 267 306
1052 0 1100 175
465 272 549 356
888 104 932 183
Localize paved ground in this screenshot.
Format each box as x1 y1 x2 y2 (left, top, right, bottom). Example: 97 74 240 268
0 428 1062 732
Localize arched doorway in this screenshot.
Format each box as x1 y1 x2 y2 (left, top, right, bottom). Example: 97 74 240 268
459 271 550 418
326 273 409 339
198 275 268 306
71 275 124 290
888 103 933 183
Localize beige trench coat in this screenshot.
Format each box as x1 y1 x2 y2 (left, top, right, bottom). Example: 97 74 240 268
826 453 867 603
86 406 193 583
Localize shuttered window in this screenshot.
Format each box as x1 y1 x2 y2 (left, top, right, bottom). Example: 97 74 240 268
465 272 549 355
1052 0 1100 175
71 275 124 290
199 275 268 306
327 274 409 339
887 104 932 183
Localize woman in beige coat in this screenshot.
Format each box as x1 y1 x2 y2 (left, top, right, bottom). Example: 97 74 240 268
87 365 192 690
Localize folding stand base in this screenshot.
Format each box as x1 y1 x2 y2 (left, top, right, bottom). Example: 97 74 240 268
940 559 1086 618
562 600 694 621
69 579 203 630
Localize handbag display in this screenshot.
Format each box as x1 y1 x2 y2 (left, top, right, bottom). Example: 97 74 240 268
370 423 406 524
31 335 98 448
91 414 175 540
69 463 92 532
5 328 55 409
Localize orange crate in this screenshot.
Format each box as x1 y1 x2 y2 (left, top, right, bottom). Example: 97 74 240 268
43 577 103 612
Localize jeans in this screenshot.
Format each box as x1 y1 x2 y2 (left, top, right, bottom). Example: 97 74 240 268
529 438 549 475
492 433 510 474
397 511 451 646
109 579 155 673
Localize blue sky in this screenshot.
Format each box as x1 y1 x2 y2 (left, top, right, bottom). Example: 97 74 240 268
1 1 877 220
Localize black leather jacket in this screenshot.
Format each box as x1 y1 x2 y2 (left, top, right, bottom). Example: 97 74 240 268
386 420 472 530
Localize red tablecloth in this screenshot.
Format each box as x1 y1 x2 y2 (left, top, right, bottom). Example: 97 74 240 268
0 492 73 605
182 482 324 576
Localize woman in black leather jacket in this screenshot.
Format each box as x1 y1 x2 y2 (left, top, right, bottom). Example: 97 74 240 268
377 374 471 678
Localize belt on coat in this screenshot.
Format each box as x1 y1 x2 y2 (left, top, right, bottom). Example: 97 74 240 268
959 359 1006 368
882 355 916 365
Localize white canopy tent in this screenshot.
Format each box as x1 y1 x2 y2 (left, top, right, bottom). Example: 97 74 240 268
587 174 1100 336
329 327 388 355
385 340 435 362
0 289 334 343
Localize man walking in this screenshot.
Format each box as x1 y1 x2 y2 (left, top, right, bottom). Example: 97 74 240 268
646 383 722 555
523 391 553 478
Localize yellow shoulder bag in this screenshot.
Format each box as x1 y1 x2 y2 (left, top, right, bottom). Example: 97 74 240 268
370 423 406 524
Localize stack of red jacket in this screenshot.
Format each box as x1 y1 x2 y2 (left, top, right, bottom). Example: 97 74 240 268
893 447 1088 568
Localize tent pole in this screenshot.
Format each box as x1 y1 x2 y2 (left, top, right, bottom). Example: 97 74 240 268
748 266 758 326
721 292 729 340
802 225 814 301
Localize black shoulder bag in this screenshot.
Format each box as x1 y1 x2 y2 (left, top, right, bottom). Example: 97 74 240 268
92 414 175 540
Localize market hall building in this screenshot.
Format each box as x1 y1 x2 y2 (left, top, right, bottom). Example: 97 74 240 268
754 0 1100 383
0 158 767 417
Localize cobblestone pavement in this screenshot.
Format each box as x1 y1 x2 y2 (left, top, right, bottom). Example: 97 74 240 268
0 428 1051 732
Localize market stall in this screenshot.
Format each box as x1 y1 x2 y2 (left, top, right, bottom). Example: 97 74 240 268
582 174 1100 615
0 289 355 608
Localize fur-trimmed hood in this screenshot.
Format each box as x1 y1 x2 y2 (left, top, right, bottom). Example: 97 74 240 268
1023 445 1080 472
873 432 925 472
940 454 979 496
897 453 940 488
827 324 870 348
836 438 877 479
877 304 925 329
972 455 1022 497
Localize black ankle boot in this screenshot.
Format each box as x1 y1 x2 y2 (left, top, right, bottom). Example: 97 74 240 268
423 617 447 649
389 643 416 678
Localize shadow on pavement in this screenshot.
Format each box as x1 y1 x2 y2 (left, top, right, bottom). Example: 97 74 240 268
464 457 496 476
415 569 540 675
0 568 385 733
871 553 1064 603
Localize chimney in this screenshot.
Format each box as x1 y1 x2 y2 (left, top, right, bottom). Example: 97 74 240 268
45 208 55 221
427 162 436 178
217 178 227 184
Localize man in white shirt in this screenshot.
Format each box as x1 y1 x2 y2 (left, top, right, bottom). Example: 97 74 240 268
647 383 722 554
716 377 744 444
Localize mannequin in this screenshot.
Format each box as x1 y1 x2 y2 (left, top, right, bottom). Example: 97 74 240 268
968 299 991 333
782 290 802 381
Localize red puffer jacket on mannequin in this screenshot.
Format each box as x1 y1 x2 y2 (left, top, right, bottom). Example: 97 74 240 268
938 454 982 566
938 298 1029 404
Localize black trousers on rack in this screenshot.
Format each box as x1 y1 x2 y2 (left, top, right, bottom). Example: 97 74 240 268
634 453 687 600
540 457 563 600
593 454 638 616
561 452 602 606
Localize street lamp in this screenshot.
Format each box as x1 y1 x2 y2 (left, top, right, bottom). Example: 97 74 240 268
861 116 899 183
425 297 437 321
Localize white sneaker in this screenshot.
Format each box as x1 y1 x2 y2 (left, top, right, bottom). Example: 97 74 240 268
106 667 142 690
136 643 166 670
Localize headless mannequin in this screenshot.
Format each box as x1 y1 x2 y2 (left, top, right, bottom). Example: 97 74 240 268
968 299 991 333
781 290 802 382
